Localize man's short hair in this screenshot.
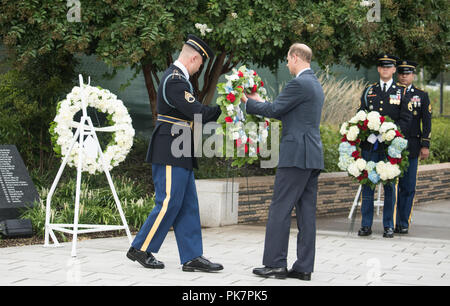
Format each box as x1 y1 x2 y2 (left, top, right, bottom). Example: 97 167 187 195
289 43 312 63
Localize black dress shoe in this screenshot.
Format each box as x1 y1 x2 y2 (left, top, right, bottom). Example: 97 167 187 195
287 269 311 281
358 226 372 236
394 226 409 234
126 247 164 269
182 256 223 272
383 227 394 238
252 266 288 279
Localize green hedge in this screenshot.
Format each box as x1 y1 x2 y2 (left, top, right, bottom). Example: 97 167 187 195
21 174 155 239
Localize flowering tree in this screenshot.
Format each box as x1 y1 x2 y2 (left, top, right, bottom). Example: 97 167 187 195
1 0 448 125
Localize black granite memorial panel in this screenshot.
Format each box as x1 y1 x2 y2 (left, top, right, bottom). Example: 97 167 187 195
0 145 39 221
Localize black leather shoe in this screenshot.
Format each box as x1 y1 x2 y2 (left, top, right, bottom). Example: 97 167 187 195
358 226 372 236
182 256 223 272
383 227 394 238
394 226 409 234
126 247 164 269
287 269 311 281
252 266 288 279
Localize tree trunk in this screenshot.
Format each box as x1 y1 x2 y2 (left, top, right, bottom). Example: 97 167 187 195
142 62 158 126
191 51 236 106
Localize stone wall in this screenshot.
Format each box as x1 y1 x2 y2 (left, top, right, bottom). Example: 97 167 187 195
203 163 450 224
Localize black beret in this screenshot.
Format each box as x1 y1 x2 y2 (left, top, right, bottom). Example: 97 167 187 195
185 34 214 61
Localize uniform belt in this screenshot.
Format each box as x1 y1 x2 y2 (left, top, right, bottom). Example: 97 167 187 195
157 114 193 128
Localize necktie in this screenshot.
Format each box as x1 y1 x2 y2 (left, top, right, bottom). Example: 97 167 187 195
383 83 387 93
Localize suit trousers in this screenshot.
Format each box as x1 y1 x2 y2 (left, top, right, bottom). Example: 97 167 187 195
396 157 419 228
131 164 203 264
262 167 320 273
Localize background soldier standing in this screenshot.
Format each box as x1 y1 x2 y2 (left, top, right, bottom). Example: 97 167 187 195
395 60 432 234
357 54 412 238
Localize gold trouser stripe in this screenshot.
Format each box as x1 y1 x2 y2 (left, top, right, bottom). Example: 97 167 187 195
408 163 420 227
140 165 172 251
393 181 399 229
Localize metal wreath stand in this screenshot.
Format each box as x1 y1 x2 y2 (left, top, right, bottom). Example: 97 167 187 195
348 184 384 219
44 75 132 257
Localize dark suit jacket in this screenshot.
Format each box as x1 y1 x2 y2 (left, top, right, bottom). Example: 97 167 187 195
146 64 221 170
246 69 325 170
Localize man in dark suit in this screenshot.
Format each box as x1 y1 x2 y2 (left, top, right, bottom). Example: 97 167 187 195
126 34 223 272
241 43 324 281
395 60 432 234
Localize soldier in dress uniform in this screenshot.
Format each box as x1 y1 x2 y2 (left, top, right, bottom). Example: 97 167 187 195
126 34 224 272
395 60 432 234
357 54 412 238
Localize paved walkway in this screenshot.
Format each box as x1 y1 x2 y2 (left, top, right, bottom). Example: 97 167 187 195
0 200 449 286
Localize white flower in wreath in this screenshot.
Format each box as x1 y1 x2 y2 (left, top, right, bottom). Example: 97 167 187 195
355 110 367 122
367 120 381 131
379 122 397 134
340 122 349 136
382 129 396 142
338 154 353 171
355 158 367 171
348 162 361 177
51 85 135 174
346 125 360 141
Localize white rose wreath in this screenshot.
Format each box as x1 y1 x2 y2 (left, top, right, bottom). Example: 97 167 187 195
50 85 135 174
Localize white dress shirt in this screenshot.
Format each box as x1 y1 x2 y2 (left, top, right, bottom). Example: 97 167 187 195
380 79 393 92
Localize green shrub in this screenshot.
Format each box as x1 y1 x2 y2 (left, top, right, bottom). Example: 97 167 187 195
20 175 155 239
320 124 341 173
420 117 450 164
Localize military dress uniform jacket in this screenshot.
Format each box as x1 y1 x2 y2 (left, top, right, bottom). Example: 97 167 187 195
359 82 412 152
402 84 432 159
145 64 221 170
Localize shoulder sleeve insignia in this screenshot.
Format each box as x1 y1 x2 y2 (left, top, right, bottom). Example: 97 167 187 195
185 91 196 103
172 69 181 79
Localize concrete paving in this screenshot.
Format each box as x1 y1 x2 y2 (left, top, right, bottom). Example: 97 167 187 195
0 200 449 286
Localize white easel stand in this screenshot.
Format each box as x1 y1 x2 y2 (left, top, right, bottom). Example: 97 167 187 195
44 75 132 257
348 184 384 219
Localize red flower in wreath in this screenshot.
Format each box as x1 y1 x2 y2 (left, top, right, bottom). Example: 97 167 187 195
225 116 233 123
238 71 244 78
395 130 403 138
388 157 402 165
252 84 258 93
352 150 361 159
380 116 386 124
226 93 236 103
357 170 368 182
